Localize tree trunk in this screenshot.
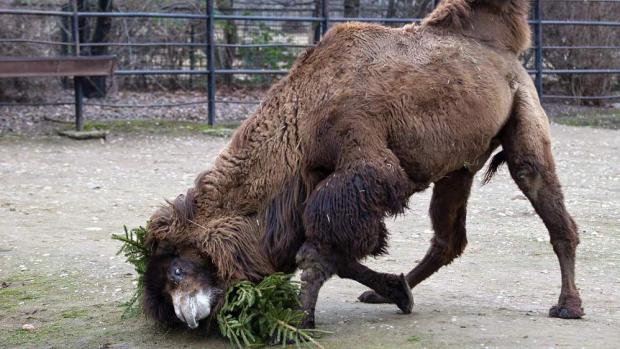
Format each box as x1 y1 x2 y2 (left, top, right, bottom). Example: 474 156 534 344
84 0 113 98
77 0 113 98
310 0 321 44
216 0 236 87
344 0 360 18
386 0 397 26
386 0 432 25
415 0 434 17
76 0 89 53
60 3 71 89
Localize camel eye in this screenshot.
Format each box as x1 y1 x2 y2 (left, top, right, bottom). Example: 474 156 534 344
169 266 184 285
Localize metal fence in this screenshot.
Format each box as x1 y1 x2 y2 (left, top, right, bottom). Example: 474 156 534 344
0 0 619 129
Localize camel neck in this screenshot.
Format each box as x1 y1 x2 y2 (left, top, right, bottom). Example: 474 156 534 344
193 92 303 220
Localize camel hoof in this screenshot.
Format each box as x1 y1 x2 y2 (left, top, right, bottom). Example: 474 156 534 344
549 305 584 319
358 290 390 304
300 316 316 329
271 333 305 345
358 274 413 314
394 274 414 314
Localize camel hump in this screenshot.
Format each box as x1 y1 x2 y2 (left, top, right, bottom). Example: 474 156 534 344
422 0 531 54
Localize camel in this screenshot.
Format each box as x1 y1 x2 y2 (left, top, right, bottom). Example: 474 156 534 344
141 0 584 330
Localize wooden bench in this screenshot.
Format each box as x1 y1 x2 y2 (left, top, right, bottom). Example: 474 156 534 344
0 56 116 131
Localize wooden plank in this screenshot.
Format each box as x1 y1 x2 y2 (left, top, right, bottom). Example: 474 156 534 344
0 56 116 78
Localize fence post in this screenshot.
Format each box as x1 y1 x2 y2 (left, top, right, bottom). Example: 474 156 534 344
189 24 195 89
71 0 84 131
321 0 329 36
534 0 543 99
206 0 216 126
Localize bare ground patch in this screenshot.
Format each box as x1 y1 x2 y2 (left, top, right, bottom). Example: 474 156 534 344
0 124 619 348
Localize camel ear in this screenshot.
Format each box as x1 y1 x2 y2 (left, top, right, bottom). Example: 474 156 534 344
189 216 275 285
146 189 196 248
146 205 174 247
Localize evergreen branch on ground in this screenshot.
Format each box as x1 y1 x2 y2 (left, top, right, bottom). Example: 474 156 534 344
217 273 325 348
111 225 150 318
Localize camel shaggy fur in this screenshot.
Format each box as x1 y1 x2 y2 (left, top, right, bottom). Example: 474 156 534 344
143 0 584 330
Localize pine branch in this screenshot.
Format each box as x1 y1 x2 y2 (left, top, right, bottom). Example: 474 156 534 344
216 273 324 348
111 225 150 317
276 320 325 349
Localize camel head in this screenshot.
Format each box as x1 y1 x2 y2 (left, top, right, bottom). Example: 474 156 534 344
143 243 223 329
141 181 277 329
142 191 224 329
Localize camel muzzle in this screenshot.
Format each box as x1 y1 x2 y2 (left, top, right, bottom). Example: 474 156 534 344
171 289 212 329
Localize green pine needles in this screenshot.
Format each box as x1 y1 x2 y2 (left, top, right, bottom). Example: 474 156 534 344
112 226 150 318
217 274 325 348
112 225 326 348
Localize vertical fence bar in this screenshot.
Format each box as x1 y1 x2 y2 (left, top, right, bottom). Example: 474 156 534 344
206 0 216 126
534 0 544 99
74 75 84 131
189 24 195 89
71 0 84 131
321 0 329 35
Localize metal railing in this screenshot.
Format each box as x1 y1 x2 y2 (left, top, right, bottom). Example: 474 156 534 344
1 0 619 126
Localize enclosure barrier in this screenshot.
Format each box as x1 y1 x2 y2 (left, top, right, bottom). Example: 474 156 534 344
1 0 619 126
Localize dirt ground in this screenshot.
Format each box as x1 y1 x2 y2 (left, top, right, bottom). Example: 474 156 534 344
0 123 618 349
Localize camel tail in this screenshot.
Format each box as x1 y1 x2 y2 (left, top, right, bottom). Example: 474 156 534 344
482 150 507 185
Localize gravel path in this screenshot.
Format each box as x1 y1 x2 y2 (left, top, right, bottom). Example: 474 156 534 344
0 123 618 348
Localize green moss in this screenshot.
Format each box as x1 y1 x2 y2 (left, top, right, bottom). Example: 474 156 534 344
4 323 64 345
72 119 240 136
550 109 620 130
0 277 43 312
0 287 38 300
61 309 89 319
0 272 136 347
407 335 422 342
0 133 26 141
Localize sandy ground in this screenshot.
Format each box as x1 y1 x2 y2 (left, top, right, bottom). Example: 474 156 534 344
0 124 618 349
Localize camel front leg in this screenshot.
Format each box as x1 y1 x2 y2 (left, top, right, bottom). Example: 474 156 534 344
295 242 335 329
338 259 413 314
359 168 474 304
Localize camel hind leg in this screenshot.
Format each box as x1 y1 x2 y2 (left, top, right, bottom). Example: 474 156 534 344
501 86 583 319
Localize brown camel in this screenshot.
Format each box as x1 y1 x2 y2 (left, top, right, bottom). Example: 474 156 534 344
142 0 584 330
